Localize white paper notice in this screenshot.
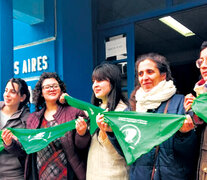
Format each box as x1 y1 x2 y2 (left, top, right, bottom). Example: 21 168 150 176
105 37 127 59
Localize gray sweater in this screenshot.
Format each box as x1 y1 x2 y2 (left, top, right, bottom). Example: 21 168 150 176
0 102 30 180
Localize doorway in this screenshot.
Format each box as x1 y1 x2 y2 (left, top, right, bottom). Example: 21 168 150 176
134 5 207 95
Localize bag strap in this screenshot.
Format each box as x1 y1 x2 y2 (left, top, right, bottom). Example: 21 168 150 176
163 99 170 114
151 146 159 180
151 99 171 180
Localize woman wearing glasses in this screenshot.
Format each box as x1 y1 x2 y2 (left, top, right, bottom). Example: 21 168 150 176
0 78 30 179
24 72 90 180
184 41 207 180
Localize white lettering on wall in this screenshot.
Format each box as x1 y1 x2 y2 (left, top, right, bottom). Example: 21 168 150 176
31 58 36 72
42 55 48 70
14 55 48 75
37 56 42 71
14 61 19 75
28 59 31 73
22 60 27 73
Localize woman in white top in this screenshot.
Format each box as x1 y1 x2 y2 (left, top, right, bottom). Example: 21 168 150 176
86 62 129 180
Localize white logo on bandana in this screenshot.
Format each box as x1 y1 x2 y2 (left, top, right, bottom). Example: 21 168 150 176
120 124 141 149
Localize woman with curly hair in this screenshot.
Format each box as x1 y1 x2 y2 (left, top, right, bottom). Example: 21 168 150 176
24 72 90 180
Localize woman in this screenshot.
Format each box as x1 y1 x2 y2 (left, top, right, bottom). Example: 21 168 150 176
129 53 197 180
86 62 129 180
24 72 90 180
1 78 30 179
184 41 207 180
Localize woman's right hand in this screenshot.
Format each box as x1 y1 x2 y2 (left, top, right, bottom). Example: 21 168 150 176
184 93 195 111
1 129 17 146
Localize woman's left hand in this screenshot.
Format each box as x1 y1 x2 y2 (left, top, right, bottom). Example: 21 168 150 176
179 114 195 133
76 116 87 136
96 113 112 132
59 93 69 104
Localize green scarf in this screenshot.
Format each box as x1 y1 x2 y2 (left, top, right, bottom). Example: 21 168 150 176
103 111 185 164
8 120 77 154
192 93 207 122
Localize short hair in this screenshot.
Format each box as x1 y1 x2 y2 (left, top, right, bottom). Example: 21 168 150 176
200 41 207 52
130 53 173 111
33 72 66 111
134 52 173 87
91 62 128 111
7 78 30 109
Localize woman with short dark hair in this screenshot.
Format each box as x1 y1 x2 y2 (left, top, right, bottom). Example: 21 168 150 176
184 41 207 180
129 53 198 180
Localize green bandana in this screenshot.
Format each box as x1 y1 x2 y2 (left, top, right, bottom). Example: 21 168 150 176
192 93 207 122
8 120 77 154
64 96 186 164
103 111 185 165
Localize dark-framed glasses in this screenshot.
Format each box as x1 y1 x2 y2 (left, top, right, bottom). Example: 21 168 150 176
42 84 60 91
196 57 207 68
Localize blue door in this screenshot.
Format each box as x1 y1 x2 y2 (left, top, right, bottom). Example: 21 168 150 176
97 23 135 98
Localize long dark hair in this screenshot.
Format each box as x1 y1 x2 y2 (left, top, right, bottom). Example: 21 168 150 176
91 62 128 111
130 53 172 111
6 78 30 110
33 72 66 111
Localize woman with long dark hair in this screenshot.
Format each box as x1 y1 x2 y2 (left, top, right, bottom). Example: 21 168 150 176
1 78 30 179
86 62 129 180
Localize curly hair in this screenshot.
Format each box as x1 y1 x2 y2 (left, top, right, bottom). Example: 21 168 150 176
130 53 173 111
7 78 30 110
91 62 128 111
33 72 66 111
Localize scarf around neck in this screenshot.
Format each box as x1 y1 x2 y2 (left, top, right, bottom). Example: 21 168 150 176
194 79 207 96
135 80 176 112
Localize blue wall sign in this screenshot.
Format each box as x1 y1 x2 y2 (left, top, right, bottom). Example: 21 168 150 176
13 40 55 104
14 41 55 79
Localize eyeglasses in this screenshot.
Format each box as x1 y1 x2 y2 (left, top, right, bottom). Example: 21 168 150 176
196 57 207 68
42 84 60 91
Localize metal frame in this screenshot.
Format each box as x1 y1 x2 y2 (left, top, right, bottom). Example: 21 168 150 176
94 0 207 97
97 0 207 30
